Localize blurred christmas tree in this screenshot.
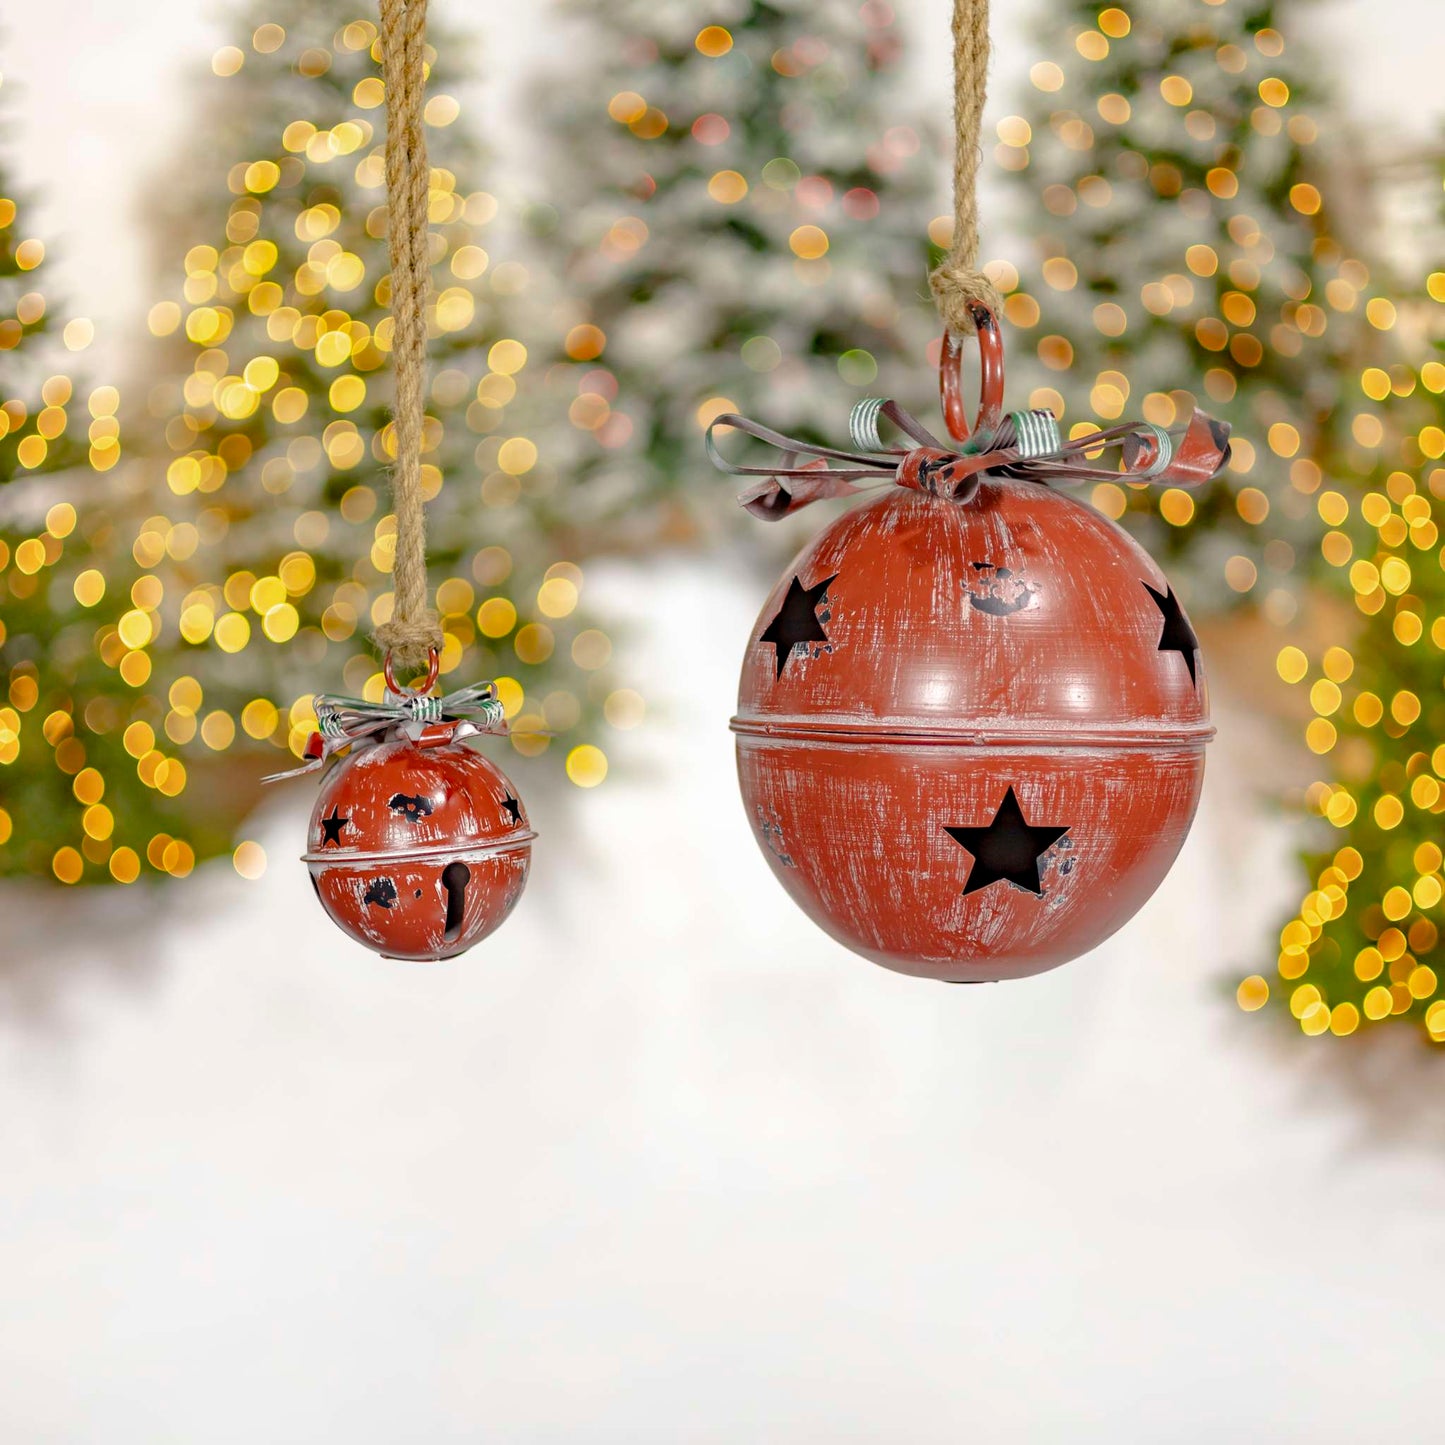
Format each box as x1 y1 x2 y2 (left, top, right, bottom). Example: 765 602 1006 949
995 0 1374 614
3 2 631 888
1240 251 1445 1040
0 71 162 882
994 1 1445 1039
522 0 944 549
0 101 90 480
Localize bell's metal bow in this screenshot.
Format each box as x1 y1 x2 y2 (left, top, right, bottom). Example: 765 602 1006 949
706 396 1232 522
263 679 508 783
706 301 1230 523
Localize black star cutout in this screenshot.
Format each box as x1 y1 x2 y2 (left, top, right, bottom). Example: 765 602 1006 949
759 572 838 679
319 806 350 847
1143 581 1200 685
502 794 523 826
946 786 1071 897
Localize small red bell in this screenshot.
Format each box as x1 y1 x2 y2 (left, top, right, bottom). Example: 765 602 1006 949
713 308 1227 983
276 653 534 962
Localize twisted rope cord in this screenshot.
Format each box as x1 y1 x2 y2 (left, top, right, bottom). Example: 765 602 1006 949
927 0 1001 337
375 0 442 671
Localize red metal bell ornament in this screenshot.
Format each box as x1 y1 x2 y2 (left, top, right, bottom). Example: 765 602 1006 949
709 305 1231 983
277 3 537 963
271 653 534 962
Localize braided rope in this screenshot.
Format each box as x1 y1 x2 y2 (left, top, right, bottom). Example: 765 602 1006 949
927 0 1002 337
374 0 442 670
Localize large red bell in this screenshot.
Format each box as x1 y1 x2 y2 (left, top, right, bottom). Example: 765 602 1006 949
722 311 1222 982
287 656 534 962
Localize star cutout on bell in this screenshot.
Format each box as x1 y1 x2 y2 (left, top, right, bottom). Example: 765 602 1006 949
1143 581 1200 685
945 786 1071 897
502 793 523 826
759 572 838 678
319 805 350 847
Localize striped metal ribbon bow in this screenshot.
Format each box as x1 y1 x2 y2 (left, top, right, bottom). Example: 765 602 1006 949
263 679 508 782
705 395 1231 521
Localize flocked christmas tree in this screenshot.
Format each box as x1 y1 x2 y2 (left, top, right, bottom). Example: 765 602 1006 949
994 0 1445 1038
3 2 634 888
521 0 944 550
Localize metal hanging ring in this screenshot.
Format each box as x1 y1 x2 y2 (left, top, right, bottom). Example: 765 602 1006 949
939 301 1006 446
383 647 441 698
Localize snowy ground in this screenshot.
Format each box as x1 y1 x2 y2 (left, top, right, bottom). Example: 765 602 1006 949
3 561 1444 1443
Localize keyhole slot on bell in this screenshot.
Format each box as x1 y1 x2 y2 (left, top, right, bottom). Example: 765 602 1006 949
441 860 471 942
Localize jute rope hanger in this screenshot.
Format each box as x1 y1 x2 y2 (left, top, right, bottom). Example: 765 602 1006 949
375 0 443 674
376 0 992 663
928 0 1003 337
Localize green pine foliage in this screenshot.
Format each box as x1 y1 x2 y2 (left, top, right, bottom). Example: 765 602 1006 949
0 73 163 883
1263 252 1445 1039
0 181 87 477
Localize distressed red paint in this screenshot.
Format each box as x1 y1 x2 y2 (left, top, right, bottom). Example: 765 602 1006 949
733 477 1211 982
304 736 534 962
722 306 1220 982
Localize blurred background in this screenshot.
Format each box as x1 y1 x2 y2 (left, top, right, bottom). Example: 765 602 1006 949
2 0 1444 1437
